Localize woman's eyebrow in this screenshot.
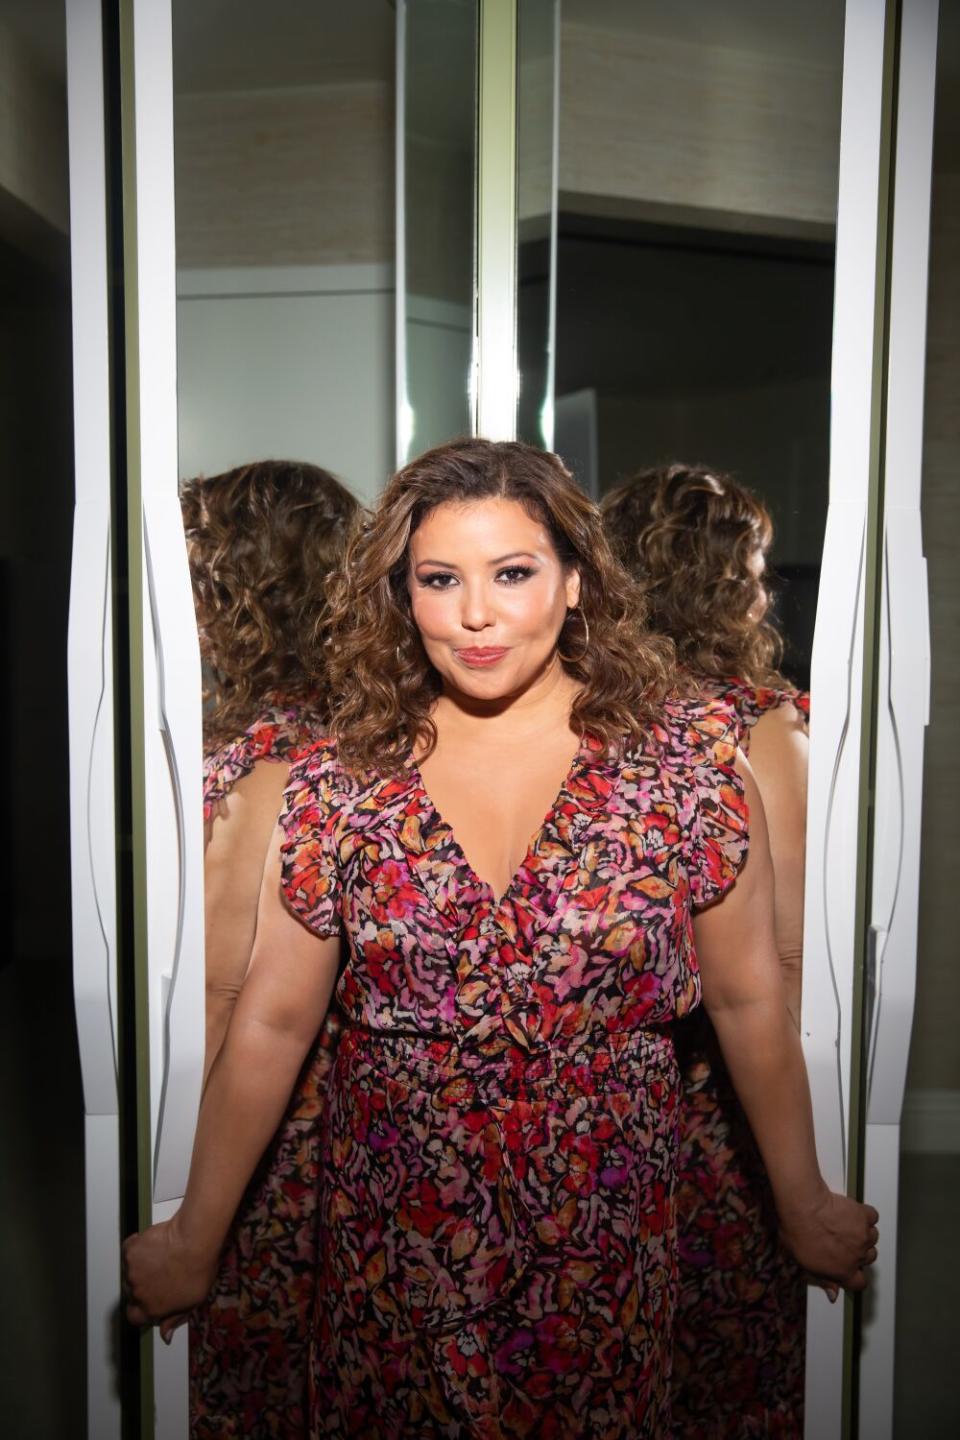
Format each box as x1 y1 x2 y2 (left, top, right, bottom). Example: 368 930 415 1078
414 551 539 569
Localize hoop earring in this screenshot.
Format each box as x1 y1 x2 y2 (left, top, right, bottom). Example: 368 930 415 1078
557 606 590 665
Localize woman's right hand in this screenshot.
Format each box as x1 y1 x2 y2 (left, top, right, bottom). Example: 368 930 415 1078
122 1213 217 1329
778 1186 879 1293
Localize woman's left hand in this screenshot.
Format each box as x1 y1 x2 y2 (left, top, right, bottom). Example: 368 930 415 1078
122 1215 217 1331
778 1186 879 1292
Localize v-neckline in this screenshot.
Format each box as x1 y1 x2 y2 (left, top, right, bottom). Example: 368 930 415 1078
407 741 589 909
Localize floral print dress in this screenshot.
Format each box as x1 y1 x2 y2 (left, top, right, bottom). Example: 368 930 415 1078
672 679 810 1440
277 698 749 1439
190 706 342 1440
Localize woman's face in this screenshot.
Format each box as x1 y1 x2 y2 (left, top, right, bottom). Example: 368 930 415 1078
408 497 581 702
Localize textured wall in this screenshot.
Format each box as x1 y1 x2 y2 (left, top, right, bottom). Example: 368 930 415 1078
558 21 841 233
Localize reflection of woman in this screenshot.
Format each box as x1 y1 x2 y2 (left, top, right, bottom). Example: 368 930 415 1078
128 440 875 1439
603 463 812 1438
180 459 358 1437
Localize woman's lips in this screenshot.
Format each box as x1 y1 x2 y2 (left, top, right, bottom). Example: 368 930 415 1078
455 646 509 667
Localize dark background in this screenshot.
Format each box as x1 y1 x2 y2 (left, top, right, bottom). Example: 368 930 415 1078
520 218 836 689
0 232 85 1436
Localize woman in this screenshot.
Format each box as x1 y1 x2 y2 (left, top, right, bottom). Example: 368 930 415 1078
180 459 358 1438
126 440 876 1439
603 462 812 1437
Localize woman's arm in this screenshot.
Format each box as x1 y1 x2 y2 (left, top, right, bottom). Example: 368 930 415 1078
693 752 878 1290
202 759 294 1082
745 702 808 1028
123 824 340 1326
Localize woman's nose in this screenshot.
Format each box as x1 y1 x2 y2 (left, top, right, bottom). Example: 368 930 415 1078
459 582 495 632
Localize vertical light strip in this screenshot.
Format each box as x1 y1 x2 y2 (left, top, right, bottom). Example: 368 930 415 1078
542 0 561 450
476 0 518 440
395 1 411 467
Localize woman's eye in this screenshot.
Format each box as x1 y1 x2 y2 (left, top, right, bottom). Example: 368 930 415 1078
420 572 458 589
497 566 535 585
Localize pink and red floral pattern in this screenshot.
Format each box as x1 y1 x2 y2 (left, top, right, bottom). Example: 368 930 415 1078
672 678 810 1440
191 706 339 1440
277 698 748 1438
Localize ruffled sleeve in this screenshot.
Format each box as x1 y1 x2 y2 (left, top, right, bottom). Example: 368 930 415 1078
662 697 751 910
705 677 810 749
278 741 342 938
791 688 810 726
203 704 322 822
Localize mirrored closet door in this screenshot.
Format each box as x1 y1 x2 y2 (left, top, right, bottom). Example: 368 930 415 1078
64 3 941 1436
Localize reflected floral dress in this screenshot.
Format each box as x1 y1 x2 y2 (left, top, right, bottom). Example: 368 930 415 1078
277 698 749 1438
672 679 810 1440
190 705 342 1440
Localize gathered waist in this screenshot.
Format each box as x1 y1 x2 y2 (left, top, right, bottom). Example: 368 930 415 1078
335 1022 677 1107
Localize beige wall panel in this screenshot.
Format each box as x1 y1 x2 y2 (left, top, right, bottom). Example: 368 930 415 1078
174 82 394 267
558 22 840 229
911 168 960 1093
176 282 393 501
0 20 68 235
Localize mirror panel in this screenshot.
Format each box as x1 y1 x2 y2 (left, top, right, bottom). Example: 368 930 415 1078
173 0 397 502
894 1 960 1434
549 0 845 688
524 2 851 1429
398 0 478 463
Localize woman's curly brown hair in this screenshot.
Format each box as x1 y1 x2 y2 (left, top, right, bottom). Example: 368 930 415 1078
180 459 360 749
324 438 675 775
600 463 784 688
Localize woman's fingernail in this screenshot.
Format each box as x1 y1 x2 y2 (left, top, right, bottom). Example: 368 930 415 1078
162 1331 172 1345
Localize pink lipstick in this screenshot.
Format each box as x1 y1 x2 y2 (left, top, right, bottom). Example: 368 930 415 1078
456 647 509 667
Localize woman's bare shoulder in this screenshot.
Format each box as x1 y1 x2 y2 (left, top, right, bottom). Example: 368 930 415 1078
746 702 809 820
750 698 809 746
205 758 298 871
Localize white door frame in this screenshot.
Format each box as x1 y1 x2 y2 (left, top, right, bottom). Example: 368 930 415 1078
67 1 206 1436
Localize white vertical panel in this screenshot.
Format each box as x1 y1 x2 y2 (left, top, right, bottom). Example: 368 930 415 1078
801 1 893 1434
860 1 938 1434
125 0 205 1208
477 0 518 439
83 1115 122 1440
127 0 204 1432
65 0 122 1434
66 0 119 1133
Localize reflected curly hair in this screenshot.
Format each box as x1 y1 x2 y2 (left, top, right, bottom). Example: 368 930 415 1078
180 459 359 749
324 438 675 774
601 463 784 688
